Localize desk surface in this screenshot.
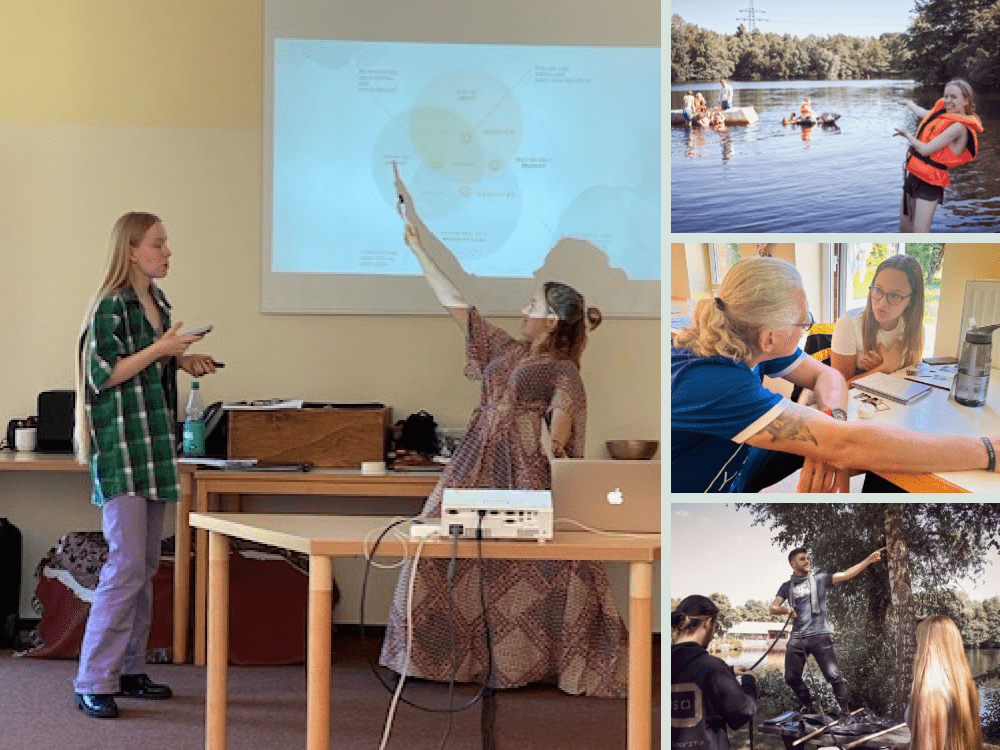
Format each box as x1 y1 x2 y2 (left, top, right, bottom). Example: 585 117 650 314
0 452 84 471
189 512 661 562
848 370 1000 492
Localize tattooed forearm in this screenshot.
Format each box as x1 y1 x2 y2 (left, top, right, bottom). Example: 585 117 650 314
759 412 819 446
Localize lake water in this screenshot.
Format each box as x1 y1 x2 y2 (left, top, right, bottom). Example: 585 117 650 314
670 80 1000 232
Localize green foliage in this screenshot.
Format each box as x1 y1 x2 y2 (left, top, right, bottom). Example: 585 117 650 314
753 661 837 717
904 243 944 284
904 0 1000 88
832 625 898 714
671 15 909 83
982 689 1000 745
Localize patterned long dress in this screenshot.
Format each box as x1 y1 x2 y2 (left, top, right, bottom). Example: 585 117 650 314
379 309 628 697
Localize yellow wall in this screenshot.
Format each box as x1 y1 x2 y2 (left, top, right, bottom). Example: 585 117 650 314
935 244 1000 358
0 0 660 625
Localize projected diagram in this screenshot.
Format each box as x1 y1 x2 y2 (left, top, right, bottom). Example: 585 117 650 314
372 69 525 266
271 40 660 281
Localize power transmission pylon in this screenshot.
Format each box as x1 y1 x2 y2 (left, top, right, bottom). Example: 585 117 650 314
737 0 768 30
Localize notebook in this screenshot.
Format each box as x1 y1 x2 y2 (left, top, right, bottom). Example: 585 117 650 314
550 459 660 534
851 372 932 404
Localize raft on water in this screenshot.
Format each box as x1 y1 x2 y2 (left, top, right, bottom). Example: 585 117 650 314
670 106 759 126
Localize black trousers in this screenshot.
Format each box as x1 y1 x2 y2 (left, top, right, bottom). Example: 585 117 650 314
784 633 849 709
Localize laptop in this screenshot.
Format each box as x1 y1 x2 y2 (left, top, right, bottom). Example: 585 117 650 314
550 459 660 534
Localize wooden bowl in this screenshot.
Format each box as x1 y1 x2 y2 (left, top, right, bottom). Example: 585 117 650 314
605 440 659 460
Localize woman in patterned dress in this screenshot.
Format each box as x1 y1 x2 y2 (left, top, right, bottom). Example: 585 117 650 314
378 168 628 698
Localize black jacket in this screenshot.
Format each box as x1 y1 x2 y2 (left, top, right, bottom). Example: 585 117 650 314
671 642 756 750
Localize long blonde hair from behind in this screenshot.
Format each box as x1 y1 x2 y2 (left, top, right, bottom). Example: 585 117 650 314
908 615 982 750
674 256 804 365
862 254 925 369
74 212 162 464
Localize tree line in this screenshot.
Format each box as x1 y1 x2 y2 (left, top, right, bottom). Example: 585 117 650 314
672 590 1000 649
671 0 1000 89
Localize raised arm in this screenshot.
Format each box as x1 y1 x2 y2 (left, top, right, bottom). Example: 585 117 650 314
901 99 929 118
832 547 885 584
394 164 469 329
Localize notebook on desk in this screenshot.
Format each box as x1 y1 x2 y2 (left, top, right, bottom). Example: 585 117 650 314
550 459 660 534
851 372 932 404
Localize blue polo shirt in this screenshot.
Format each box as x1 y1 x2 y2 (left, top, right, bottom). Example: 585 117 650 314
671 345 805 492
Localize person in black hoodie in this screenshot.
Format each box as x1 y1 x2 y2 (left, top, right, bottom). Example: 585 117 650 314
672 595 757 750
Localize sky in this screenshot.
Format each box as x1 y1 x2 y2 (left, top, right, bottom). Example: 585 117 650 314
670 503 1000 610
668 0 919 39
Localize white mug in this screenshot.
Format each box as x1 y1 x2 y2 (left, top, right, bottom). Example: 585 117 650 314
15 427 37 452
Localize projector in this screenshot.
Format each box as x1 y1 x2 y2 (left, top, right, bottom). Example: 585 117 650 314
441 489 553 541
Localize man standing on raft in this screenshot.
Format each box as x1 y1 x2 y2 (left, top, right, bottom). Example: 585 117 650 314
770 546 886 719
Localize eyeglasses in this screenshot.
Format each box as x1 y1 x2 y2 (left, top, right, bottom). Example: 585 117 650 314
789 311 815 332
869 285 911 307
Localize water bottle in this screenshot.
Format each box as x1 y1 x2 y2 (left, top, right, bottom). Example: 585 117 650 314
182 380 206 457
953 318 1000 407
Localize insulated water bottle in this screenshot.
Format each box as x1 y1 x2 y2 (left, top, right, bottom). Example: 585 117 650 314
953 319 1000 407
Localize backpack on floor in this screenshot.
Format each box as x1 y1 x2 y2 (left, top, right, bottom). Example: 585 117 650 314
0 518 22 647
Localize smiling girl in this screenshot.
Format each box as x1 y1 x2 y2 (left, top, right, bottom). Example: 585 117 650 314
895 79 984 232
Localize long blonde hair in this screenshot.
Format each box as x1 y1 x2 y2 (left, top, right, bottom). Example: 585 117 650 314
674 256 803 364
908 615 982 750
74 212 161 463
862 254 925 369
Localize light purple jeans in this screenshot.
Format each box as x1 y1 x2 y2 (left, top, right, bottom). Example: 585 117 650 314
74 494 165 695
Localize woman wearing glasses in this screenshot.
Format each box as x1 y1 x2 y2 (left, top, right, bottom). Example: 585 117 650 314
830 255 925 385
671 256 1000 492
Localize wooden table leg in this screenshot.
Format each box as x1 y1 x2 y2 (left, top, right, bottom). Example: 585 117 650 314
628 561 653 750
207 532 230 750
173 473 192 665
195 482 211 667
307 555 333 750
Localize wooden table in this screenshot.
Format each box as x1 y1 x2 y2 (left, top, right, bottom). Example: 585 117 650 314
0 452 195 664
188 470 439 666
189 512 661 750
847 370 1000 492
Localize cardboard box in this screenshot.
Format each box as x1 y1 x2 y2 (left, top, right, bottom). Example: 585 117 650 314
227 407 390 468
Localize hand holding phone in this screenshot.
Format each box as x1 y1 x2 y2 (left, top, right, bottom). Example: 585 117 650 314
182 325 213 337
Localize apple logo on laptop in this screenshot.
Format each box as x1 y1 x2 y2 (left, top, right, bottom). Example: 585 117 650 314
607 488 624 505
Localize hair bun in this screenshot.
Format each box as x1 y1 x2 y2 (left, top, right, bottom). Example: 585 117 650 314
586 306 602 331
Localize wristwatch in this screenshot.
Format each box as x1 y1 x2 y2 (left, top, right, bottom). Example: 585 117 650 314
823 407 848 421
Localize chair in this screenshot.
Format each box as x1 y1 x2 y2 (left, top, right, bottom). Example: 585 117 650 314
790 322 836 404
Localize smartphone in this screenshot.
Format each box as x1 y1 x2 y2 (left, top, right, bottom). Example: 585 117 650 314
922 356 957 365
182 325 213 337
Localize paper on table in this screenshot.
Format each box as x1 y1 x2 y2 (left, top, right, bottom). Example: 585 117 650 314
177 457 258 469
223 399 304 410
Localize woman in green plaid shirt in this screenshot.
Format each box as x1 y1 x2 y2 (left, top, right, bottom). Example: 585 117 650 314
72 213 217 719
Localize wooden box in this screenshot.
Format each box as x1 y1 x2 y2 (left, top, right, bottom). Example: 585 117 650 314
227 408 391 468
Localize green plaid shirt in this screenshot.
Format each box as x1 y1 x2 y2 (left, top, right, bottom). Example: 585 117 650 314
84 285 179 506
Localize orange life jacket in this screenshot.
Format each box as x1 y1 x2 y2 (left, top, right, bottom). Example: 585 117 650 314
904 99 983 188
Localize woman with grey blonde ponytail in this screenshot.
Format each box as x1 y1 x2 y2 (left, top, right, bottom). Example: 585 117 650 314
675 256 805 364
673 255 1000 494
